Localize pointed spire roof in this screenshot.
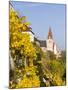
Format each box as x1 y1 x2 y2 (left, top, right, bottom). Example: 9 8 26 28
48 27 53 39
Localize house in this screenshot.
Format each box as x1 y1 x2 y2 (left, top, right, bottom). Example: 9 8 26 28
22 27 35 42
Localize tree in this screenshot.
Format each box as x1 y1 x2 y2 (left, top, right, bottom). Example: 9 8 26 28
9 8 37 67
46 51 56 60
42 50 66 86
9 7 40 88
60 50 66 63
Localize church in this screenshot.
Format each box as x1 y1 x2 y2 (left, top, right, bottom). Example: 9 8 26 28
22 27 61 57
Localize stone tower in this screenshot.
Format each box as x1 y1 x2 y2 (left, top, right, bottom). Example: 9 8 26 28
46 27 54 52
47 27 53 39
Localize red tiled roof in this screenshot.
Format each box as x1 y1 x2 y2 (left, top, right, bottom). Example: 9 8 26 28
48 27 53 39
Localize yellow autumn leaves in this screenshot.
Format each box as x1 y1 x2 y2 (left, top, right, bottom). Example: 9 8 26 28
16 75 40 88
10 8 36 59
16 66 40 88
9 6 40 88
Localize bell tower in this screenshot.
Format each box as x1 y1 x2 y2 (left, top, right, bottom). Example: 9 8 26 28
47 27 53 39
46 27 54 52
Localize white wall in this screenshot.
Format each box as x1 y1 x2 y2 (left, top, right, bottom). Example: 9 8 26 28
54 44 58 55
46 39 54 51
22 31 34 42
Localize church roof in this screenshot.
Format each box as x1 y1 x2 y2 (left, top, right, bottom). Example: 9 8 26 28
34 37 46 47
39 40 46 47
48 27 53 39
22 27 35 35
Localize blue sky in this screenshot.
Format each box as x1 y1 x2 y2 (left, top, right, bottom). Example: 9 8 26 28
10 1 66 50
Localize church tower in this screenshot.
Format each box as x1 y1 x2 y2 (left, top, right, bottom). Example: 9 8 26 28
46 27 54 52
48 27 53 39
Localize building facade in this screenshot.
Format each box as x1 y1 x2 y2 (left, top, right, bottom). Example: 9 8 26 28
46 27 58 55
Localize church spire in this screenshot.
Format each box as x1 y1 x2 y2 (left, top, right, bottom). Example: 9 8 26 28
48 27 53 39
